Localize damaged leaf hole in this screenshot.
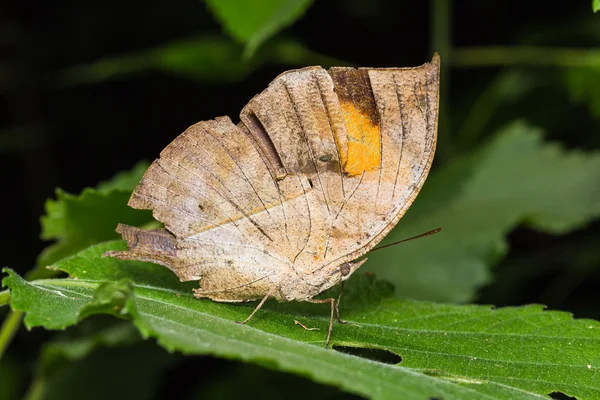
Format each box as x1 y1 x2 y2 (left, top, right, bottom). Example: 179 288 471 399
333 346 402 364
307 178 314 188
549 392 576 400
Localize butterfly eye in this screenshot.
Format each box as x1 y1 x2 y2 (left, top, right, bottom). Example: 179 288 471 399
340 263 352 276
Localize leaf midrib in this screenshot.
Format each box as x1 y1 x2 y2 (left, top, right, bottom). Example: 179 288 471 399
36 279 600 342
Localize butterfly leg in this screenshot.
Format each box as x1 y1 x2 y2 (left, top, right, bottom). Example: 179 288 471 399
305 297 335 348
335 282 347 324
294 320 319 331
239 286 277 325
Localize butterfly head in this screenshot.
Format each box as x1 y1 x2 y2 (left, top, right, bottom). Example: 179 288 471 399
334 258 368 282
291 258 368 300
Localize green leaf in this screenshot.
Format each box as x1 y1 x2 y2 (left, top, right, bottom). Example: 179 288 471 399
205 0 315 58
56 36 254 87
0 356 22 400
77 280 134 321
25 319 177 400
4 242 600 399
4 269 95 330
39 320 142 373
56 241 194 293
41 340 175 400
37 163 152 270
594 0 600 12
55 36 346 88
566 66 600 120
95 161 149 193
367 121 600 302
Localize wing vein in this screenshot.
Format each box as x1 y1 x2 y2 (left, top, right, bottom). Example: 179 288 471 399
292 177 313 264
323 171 366 259
215 125 293 245
200 125 276 217
238 121 291 242
392 74 407 199
282 80 331 216
313 74 346 200
160 157 273 243
152 160 241 229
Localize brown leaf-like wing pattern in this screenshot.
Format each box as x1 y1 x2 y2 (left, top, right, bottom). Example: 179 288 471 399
107 55 440 302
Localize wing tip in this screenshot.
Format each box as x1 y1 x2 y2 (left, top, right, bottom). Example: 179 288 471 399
431 52 441 68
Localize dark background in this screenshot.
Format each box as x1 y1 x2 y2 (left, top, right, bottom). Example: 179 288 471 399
2 0 595 274
2 1 599 399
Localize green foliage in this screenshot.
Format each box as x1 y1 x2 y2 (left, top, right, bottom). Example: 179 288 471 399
187 362 362 399
0 290 9 307
368 121 600 302
56 36 256 87
204 0 315 58
0 357 22 400
36 163 153 272
36 321 176 400
566 67 600 120
3 242 600 399
39 321 142 372
95 162 151 193
4 1 600 399
55 36 345 88
41 343 173 400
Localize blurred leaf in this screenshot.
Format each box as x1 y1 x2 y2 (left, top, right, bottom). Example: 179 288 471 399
3 242 600 399
41 340 174 400
57 35 257 86
451 46 600 68
56 36 346 88
594 0 600 12
26 319 176 400
36 163 152 272
367 121 600 302
95 161 148 193
566 67 600 120
484 232 600 310
0 356 22 400
39 320 142 373
55 36 253 87
0 126 46 153
205 0 314 58
457 70 545 148
188 362 359 400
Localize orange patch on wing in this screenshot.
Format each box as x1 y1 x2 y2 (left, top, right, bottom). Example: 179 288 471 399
339 100 381 176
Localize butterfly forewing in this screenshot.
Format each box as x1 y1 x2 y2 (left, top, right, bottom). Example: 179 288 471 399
106 55 440 302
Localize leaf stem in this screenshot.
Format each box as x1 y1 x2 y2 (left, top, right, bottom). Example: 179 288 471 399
23 372 46 400
0 290 9 306
451 46 600 68
0 310 23 359
456 71 519 147
430 0 454 163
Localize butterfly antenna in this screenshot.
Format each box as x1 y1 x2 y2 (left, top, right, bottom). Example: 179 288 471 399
370 228 442 253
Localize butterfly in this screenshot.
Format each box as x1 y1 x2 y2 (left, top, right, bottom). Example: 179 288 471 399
105 54 440 347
